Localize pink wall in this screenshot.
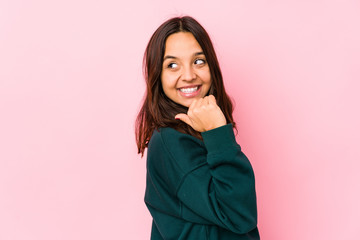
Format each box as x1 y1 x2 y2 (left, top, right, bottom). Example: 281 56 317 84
1 0 359 239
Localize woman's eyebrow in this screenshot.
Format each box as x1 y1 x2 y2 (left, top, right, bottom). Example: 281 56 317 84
194 51 204 56
163 52 205 62
163 55 177 61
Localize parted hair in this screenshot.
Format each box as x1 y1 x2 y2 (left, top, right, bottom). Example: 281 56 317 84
135 16 236 156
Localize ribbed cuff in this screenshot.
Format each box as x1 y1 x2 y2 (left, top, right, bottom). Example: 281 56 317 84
201 124 237 153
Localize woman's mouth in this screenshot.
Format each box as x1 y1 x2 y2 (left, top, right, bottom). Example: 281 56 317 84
178 85 202 97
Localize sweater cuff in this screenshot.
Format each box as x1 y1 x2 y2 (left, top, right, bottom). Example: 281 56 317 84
201 124 237 153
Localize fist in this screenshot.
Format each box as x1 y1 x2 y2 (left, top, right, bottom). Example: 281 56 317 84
175 95 227 132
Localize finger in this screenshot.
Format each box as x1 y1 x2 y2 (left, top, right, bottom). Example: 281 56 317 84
203 96 210 105
208 95 217 105
188 98 198 111
175 113 193 127
191 97 203 110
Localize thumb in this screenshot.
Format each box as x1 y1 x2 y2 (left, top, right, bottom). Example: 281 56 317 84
175 113 193 127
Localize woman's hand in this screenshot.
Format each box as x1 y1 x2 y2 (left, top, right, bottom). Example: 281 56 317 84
175 95 227 132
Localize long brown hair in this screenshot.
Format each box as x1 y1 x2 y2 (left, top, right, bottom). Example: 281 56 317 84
135 16 236 156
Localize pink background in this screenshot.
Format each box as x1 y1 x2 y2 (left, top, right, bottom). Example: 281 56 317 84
1 0 359 239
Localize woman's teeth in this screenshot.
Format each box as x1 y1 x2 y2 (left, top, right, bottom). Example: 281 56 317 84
179 86 199 93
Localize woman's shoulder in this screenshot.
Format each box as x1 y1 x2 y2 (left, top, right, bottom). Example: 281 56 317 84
148 127 206 165
150 127 203 148
149 124 237 152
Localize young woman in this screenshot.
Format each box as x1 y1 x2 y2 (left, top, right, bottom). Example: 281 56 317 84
136 16 260 240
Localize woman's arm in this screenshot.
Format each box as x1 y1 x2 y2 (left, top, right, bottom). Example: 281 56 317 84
175 95 257 233
174 124 257 234
146 95 257 234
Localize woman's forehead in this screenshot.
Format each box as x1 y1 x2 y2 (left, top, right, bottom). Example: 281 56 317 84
164 32 203 56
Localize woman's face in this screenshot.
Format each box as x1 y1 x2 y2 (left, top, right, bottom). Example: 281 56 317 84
161 32 211 108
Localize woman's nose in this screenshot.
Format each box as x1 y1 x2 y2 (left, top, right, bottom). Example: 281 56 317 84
181 65 196 81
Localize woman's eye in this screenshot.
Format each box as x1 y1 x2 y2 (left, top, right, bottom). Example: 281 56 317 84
194 59 206 65
167 63 178 69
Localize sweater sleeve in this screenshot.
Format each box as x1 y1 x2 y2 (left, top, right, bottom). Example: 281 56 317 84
161 124 257 234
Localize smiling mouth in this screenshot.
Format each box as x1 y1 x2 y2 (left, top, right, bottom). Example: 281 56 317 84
179 85 200 93
177 85 202 98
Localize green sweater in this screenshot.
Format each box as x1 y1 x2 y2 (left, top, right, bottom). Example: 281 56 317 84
145 124 260 239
